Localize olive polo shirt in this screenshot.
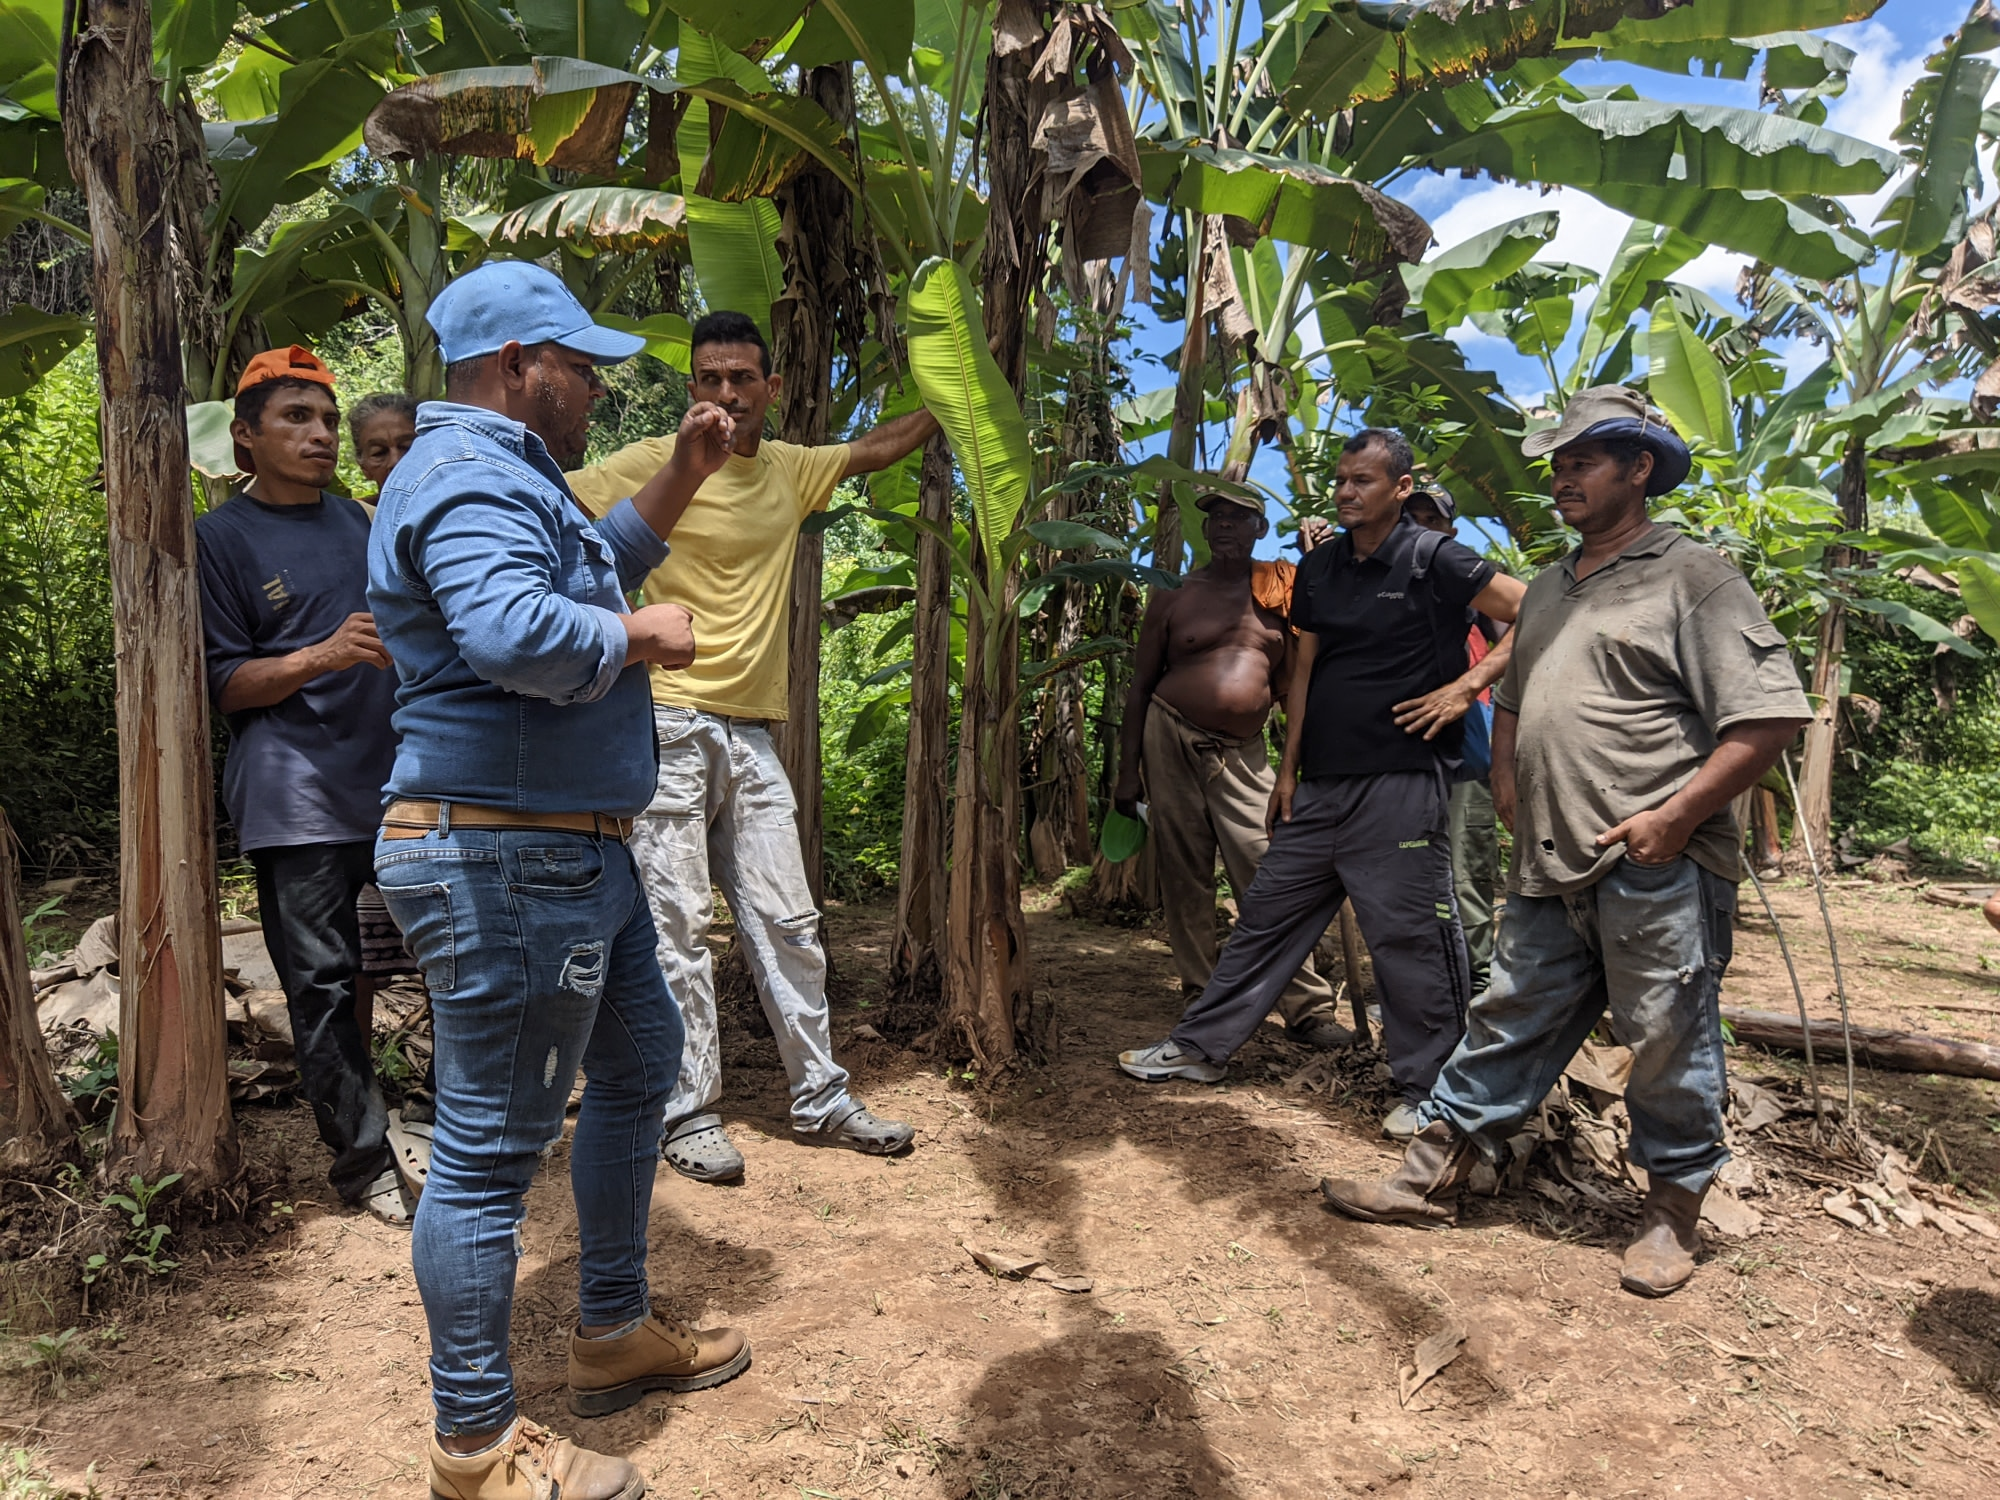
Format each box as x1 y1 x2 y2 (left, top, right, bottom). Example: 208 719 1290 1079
1495 523 1811 896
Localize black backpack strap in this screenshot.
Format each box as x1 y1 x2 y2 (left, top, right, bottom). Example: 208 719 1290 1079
1407 529 1468 693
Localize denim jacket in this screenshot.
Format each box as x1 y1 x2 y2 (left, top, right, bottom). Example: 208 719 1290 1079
368 402 669 816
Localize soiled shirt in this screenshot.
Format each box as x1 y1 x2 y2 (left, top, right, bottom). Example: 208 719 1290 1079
196 492 399 852
1288 512 1494 778
1496 524 1811 896
567 436 851 720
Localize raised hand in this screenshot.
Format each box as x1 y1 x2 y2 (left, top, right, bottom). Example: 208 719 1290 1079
675 402 737 482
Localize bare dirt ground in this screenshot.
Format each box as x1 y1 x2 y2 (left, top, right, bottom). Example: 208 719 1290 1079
6 880 1999 1500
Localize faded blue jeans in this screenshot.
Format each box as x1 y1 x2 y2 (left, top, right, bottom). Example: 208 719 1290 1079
1420 854 1735 1195
375 825 683 1436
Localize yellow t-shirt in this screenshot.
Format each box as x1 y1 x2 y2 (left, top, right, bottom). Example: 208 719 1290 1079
567 436 850 719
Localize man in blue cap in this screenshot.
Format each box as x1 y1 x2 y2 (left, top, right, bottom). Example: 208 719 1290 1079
369 261 749 1500
1321 387 1811 1301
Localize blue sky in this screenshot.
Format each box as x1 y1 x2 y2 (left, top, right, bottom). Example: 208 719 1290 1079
1121 1 1984 553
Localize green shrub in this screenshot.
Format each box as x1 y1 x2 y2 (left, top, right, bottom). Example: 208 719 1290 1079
0 348 117 874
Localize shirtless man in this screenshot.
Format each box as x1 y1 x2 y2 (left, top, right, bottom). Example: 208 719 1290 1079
1113 491 1351 1049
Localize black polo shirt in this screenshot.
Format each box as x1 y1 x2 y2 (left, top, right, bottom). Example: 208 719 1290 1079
1288 512 1495 779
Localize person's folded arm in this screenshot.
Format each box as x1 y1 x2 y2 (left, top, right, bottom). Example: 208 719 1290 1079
412 477 629 705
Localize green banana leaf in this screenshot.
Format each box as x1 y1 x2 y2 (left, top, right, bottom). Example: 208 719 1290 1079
1428 89 1902 200
154 0 240 78
517 0 657 67
213 59 387 235
1284 0 1648 118
0 176 83 243
426 0 535 70
684 194 784 340
1574 219 1705 383
0 306 87 398
1874 6 2000 259
0 0 61 119
1956 557 2000 646
782 0 916 79
597 313 694 371
1586 181 1873 281
658 0 810 53
1401 211 1559 333
186 401 244 480
1151 143 1433 267
903 257 1032 577
1913 480 2000 552
1648 296 1735 453
1845 595 1981 658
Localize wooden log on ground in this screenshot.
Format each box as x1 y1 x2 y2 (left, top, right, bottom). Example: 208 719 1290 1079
1721 1007 2000 1082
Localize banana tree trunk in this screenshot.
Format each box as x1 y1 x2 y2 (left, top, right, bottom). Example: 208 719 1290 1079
1155 213 1211 577
1 808 76 1169
1794 437 1867 868
886 434 955 1027
775 64 870 906
1029 293 1119 880
65 0 238 1190
940 11 1053 1069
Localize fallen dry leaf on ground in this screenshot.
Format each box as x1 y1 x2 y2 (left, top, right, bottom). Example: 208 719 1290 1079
1398 1321 1468 1408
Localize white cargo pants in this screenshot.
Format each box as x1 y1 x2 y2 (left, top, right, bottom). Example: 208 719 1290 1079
628 704 854 1131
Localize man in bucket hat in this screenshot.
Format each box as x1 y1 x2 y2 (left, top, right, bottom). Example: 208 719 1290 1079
1321 387 1811 1299
369 262 749 1500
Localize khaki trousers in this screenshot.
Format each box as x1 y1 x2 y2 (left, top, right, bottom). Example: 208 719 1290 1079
1143 698 1335 1026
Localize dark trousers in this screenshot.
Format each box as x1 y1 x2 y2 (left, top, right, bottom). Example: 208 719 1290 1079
252 841 393 1201
1170 770 1471 1102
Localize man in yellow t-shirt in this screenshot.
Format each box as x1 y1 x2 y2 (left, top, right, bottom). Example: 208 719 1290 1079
568 309 938 1182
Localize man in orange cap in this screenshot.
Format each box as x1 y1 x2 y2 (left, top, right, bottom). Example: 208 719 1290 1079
195 346 410 1225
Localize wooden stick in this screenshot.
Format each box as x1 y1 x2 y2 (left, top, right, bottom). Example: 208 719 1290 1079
1746 866 1825 1134
1721 1007 2000 1082
1338 901 1369 1044
1784 752 1858 1116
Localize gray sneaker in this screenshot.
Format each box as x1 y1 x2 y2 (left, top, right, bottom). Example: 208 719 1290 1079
1381 1102 1423 1142
1118 1039 1226 1083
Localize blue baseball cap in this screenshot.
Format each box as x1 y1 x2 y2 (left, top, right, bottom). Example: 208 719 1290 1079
425 261 646 365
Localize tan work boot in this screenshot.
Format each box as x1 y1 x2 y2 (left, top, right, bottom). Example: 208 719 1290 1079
1620 1179 1707 1297
568 1314 752 1417
429 1418 642 1500
1319 1120 1477 1228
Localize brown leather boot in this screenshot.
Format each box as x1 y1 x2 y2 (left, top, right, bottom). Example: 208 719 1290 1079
568 1315 751 1417
429 1418 643 1500
1319 1120 1477 1228
1620 1180 1707 1297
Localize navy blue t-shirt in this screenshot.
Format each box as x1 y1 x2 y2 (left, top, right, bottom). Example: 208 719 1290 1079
1288 512 1495 780
195 492 399 852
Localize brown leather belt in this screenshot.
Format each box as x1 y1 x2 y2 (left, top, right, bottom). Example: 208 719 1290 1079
381 799 634 842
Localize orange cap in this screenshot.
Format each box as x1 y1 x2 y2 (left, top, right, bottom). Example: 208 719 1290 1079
236 344 337 395
234 346 337 475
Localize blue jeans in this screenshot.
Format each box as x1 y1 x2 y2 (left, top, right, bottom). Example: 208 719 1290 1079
1420 855 1734 1195
375 827 683 1436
